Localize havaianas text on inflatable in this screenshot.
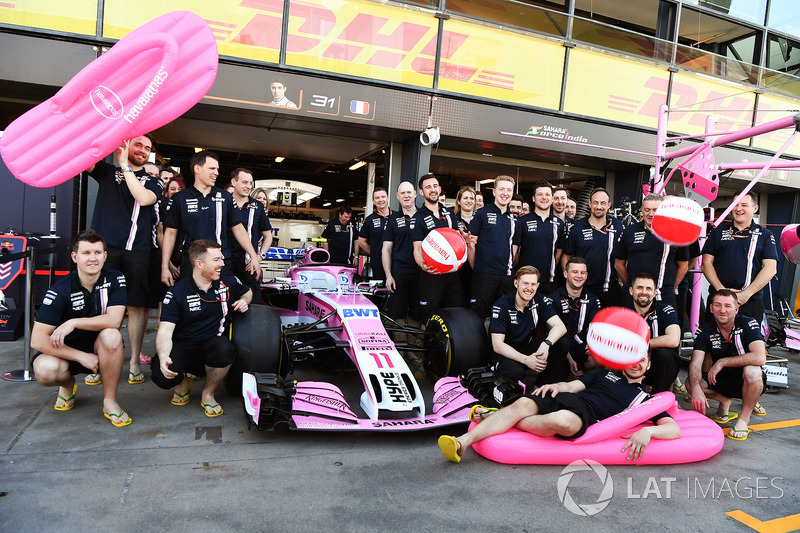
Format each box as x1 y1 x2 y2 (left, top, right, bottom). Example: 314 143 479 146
0 11 218 188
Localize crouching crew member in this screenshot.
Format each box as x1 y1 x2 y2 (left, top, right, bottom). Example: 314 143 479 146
152 240 252 417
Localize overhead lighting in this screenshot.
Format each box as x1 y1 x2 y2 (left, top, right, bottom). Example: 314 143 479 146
274 156 285 163
479 178 494 184
193 147 205 153
336 198 345 202
322 202 332 207
349 161 366 171
482 153 493 157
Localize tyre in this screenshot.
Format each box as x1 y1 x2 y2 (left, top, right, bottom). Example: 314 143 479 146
425 307 490 377
225 304 286 395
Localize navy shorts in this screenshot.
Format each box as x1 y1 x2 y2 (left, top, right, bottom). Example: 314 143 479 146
386 272 421 321
33 332 99 375
704 367 766 400
106 247 150 307
528 391 593 439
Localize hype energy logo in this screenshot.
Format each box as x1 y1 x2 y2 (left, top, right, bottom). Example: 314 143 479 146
90 85 123 120
557 460 613 516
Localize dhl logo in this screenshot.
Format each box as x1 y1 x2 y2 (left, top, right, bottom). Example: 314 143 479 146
205 0 515 91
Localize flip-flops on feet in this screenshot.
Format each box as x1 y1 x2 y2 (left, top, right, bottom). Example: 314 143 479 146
139 354 152 365
672 383 687 394
438 435 463 463
128 371 145 384
171 390 190 406
202 402 223 417
469 405 498 423
104 410 132 427
711 411 738 424
727 427 751 441
752 402 767 416
84 373 102 385
54 384 77 411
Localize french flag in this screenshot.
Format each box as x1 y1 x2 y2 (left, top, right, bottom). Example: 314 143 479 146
350 100 370 115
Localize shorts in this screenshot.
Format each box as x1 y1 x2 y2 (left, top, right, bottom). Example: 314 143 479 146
147 247 168 308
150 336 237 390
106 247 151 307
386 272 421 321
418 271 464 322
469 271 514 319
32 332 99 375
529 392 592 439
232 260 261 303
704 367 767 400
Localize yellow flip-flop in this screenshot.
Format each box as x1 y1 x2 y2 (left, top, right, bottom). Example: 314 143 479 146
54 384 77 411
469 405 498 423
104 410 132 427
438 435 462 463
202 402 223 417
726 427 751 441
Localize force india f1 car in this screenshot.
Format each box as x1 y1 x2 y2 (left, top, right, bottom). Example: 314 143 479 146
230 247 494 431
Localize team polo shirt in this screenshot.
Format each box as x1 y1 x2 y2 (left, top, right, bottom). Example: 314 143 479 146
702 221 778 301
468 204 516 275
321 219 356 264
489 291 556 349
548 286 600 346
616 221 689 299
514 212 565 283
89 161 163 252
383 211 419 274
358 210 394 271
563 216 623 292
161 275 249 342
411 203 460 243
635 301 679 339
577 369 669 423
693 313 764 363
36 268 127 345
228 199 272 263
163 186 243 261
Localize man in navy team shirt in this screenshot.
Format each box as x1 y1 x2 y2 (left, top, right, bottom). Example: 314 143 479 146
86 135 162 385
160 151 261 287
412 173 466 322
514 180 566 296
357 187 394 280
383 181 421 328
153 240 252 417
489 266 566 385
688 289 767 441
562 187 623 308
615 194 689 306
701 191 778 322
31 230 131 427
322 205 356 264
227 168 272 298
468 175 517 319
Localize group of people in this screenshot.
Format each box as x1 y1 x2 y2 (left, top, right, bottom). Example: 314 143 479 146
32 136 270 425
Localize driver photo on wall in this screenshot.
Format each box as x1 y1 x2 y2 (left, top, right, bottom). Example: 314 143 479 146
269 80 297 108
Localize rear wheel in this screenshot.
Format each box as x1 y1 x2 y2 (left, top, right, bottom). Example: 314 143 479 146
225 304 286 395
425 307 490 378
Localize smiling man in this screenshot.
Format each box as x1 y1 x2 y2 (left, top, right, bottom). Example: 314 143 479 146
357 187 394 280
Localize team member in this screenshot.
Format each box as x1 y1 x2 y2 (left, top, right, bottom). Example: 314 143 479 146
322 205 356 264
688 289 767 441
509 194 524 217
227 168 272 298
548 257 601 378
438 351 680 463
269 80 297 108
152 240 252 417
468 175 517 319
701 191 778 322
552 186 570 224
357 187 394 280
411 173 466 323
514 180 566 295
159 166 175 188
161 151 261 286
626 273 681 393
562 188 623 308
489 266 566 385
565 197 577 221
475 191 485 209
615 194 689 306
86 136 162 385
31 231 131 427
521 202 530 216
455 186 477 304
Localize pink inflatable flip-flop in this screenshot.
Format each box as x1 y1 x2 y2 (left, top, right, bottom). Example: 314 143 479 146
0 11 218 188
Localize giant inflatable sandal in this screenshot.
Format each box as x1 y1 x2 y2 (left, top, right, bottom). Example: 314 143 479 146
0 11 218 188
472 392 724 465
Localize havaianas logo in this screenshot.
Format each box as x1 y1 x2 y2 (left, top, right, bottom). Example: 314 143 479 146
123 67 169 123
89 85 123 120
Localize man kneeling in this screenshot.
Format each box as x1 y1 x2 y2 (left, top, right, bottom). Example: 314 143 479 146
438 352 680 463
153 240 252 417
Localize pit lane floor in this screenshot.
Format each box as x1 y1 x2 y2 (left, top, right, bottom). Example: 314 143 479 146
1 317 799 532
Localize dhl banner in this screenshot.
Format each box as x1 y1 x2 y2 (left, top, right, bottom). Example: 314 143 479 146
753 93 800 154
0 0 97 36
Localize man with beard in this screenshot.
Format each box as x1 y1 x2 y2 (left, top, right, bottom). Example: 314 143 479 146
562 188 623 308
357 187 394 280
626 273 681 393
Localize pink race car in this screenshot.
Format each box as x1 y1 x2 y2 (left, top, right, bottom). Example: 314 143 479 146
231 248 490 431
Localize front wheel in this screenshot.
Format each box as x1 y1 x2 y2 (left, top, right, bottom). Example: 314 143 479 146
226 304 286 395
425 307 490 378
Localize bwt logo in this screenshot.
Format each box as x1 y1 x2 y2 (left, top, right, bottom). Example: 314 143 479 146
557 460 614 516
342 308 379 318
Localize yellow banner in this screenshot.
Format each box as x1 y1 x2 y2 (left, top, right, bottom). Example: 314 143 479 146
437 19 563 108
0 0 97 36
752 93 800 156
563 49 669 129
